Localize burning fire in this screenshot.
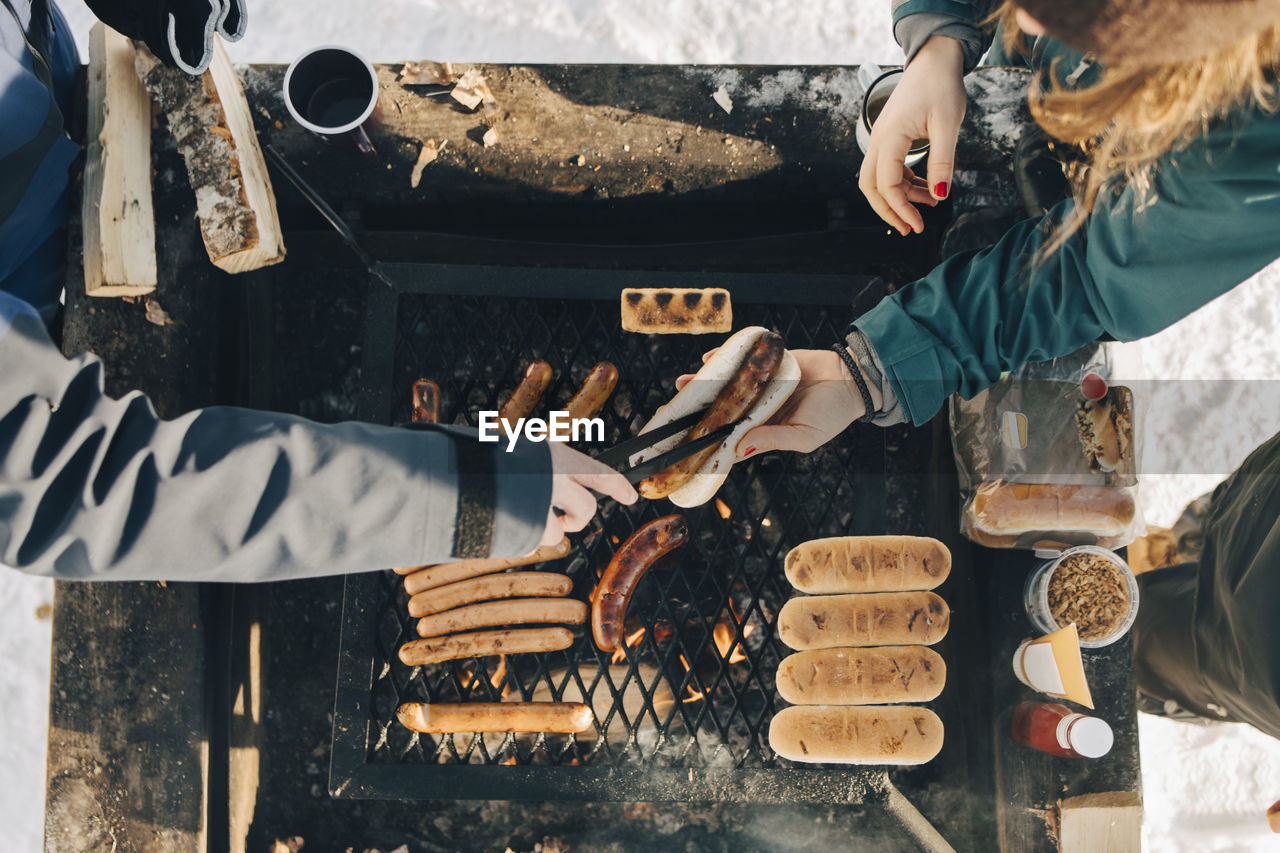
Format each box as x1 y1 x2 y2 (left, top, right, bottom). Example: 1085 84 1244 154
611 627 647 664
712 621 749 665
490 655 507 690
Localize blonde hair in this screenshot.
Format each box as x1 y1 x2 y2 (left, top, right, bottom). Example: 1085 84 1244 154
996 3 1280 251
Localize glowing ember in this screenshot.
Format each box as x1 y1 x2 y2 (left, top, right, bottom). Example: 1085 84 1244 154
682 684 705 704
760 517 772 527
714 498 731 519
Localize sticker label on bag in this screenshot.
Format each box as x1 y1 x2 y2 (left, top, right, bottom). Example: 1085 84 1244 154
1002 411 1029 450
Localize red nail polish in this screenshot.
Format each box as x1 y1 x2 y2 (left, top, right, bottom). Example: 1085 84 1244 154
742 446 756 457
934 181 949 199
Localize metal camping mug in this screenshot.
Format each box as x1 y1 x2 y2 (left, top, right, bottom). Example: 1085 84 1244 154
283 46 381 159
855 67 929 169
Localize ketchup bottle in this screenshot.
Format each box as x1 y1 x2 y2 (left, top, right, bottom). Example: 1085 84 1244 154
1010 702 1114 758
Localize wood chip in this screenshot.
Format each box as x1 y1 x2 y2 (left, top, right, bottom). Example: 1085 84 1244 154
410 139 443 187
143 297 174 327
712 83 733 114
399 59 456 86
482 127 498 147
451 68 495 110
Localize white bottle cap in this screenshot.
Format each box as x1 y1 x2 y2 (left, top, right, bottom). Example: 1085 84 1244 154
1062 715 1114 758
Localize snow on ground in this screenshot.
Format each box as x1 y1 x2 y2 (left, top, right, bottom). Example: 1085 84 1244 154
8 2 1278 851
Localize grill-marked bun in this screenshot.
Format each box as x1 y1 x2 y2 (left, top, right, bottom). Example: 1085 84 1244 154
784 535 950 594
769 705 944 765
621 288 732 334
775 646 946 705
777 591 950 650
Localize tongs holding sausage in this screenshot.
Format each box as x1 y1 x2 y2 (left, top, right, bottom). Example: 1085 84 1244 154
593 408 736 486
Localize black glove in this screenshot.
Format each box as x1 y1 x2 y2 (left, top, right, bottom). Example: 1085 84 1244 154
84 0 247 74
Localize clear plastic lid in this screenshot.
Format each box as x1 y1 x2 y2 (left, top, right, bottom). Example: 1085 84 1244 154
1065 715 1114 758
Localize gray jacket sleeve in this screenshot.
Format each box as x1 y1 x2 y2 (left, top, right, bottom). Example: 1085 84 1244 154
0 293 552 582
891 2 995 73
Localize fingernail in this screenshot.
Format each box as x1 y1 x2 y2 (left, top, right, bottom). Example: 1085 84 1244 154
898 227 908 237
742 446 756 457
933 181 949 199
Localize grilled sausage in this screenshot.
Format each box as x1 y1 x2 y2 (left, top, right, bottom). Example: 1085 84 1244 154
411 378 442 424
408 572 574 618
401 538 572 594
398 627 574 666
564 361 619 421
638 331 784 500
397 701 594 734
591 514 689 652
499 359 553 424
416 597 588 638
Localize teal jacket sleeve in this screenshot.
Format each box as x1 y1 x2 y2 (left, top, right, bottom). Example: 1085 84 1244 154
0 294 552 582
854 111 1280 426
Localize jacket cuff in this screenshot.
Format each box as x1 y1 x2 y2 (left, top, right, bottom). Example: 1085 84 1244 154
844 329 908 427
892 8 990 73
851 297 948 427
414 424 552 560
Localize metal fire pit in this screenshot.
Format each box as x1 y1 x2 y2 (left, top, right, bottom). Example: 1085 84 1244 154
329 258 944 806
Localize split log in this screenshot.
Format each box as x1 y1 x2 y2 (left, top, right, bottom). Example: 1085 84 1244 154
1057 791 1142 853
135 36 285 273
82 23 156 296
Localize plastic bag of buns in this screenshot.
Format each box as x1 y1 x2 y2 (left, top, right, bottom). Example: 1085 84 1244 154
949 343 1144 550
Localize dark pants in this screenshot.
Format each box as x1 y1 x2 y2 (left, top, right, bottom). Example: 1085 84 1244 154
1133 431 1280 739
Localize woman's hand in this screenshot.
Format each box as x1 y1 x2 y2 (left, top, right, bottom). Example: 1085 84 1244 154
858 36 967 235
674 348 880 460
541 442 638 546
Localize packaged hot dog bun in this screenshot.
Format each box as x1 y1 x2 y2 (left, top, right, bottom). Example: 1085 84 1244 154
967 481 1136 540
784 535 950 593
768 705 944 765
633 326 799 508
775 646 946 705
777 591 950 650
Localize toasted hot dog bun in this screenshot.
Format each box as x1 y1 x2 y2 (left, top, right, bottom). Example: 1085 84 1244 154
633 326 799 507
777 591 950 650
784 535 950 594
768 705 944 765
775 646 946 705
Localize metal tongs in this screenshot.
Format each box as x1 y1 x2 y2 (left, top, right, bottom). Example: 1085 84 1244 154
594 408 737 485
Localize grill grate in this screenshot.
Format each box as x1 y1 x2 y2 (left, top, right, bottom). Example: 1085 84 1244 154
332 268 915 803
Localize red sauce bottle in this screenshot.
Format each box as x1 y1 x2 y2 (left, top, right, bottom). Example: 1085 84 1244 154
1011 701 1113 758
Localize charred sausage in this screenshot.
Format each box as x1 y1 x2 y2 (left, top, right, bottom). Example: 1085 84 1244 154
411 378 442 424
499 359 553 424
591 514 689 652
638 331 784 500
564 361 619 421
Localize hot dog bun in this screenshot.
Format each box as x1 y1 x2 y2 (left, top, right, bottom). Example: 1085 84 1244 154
967 481 1136 539
775 646 946 705
784 535 950 593
768 705 944 765
777 591 950 650
632 326 799 507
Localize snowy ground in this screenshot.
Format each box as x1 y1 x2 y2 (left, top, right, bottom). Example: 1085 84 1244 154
7 1 1279 851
